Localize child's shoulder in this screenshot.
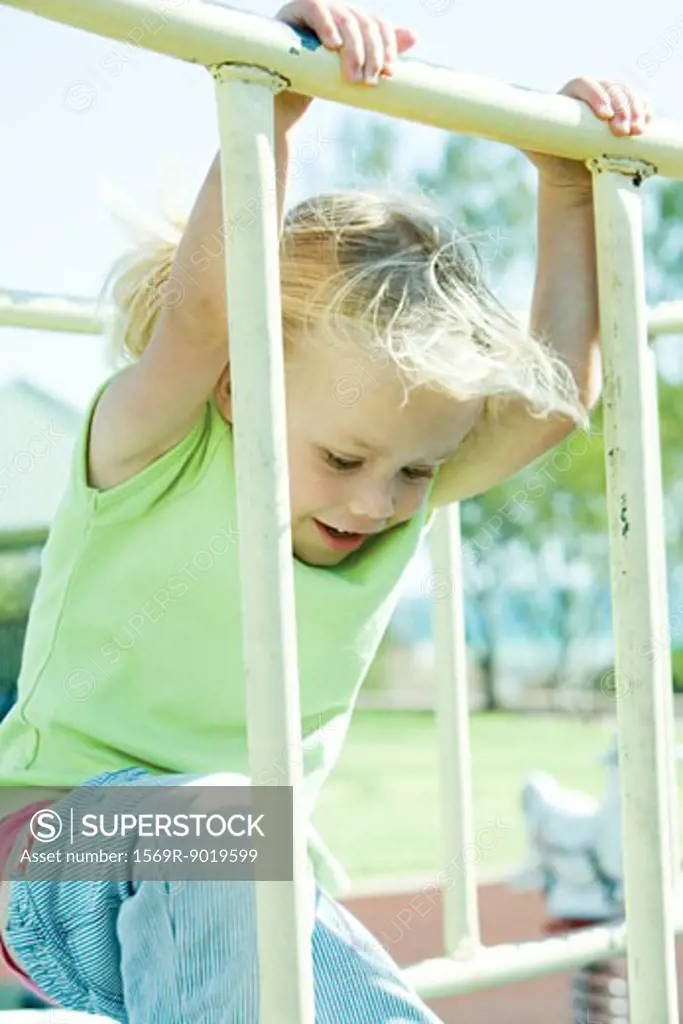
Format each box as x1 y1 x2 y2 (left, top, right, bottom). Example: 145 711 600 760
66 372 226 522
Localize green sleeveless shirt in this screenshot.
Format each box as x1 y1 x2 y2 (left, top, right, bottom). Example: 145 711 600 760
0 379 436 893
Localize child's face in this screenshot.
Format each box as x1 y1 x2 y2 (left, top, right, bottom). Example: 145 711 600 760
283 331 484 567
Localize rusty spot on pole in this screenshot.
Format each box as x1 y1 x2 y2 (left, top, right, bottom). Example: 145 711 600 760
620 493 630 536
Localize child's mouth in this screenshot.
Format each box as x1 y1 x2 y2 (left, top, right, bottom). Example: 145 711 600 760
313 520 367 552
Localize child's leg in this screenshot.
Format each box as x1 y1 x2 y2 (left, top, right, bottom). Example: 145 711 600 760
7 766 442 1022
117 768 443 1021
312 887 444 1023
118 877 260 1019
118 876 442 1023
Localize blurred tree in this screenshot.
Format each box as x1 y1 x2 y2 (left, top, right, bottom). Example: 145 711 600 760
459 512 526 711
414 135 536 270
461 372 683 708
458 445 609 711
333 114 537 289
335 116 400 183
645 180 683 304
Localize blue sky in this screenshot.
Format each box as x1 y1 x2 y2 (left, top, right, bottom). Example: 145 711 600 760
1 0 682 408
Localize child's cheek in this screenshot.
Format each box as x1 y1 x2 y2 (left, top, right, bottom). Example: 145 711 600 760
396 482 430 523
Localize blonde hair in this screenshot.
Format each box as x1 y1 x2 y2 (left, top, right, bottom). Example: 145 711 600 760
100 188 588 428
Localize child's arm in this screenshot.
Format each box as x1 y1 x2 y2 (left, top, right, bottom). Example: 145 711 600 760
430 186 600 505
430 77 652 508
89 102 299 490
89 2 412 491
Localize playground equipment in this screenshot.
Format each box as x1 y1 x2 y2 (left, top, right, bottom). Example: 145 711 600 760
515 739 629 1022
515 735 683 1021
516 738 628 922
2 1 683 1021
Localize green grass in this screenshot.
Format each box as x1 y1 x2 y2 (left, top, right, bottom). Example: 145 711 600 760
312 710 681 885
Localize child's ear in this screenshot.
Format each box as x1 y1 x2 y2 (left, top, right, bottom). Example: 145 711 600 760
213 363 233 423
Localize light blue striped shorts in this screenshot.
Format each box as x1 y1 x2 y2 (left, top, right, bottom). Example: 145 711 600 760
6 766 443 1022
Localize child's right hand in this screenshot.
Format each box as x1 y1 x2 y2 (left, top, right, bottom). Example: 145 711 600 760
275 2 417 120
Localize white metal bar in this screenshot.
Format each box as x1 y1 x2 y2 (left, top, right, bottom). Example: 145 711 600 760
648 300 683 337
2 290 681 341
405 913 679 999
589 155 679 1022
212 65 315 1023
408 925 627 998
429 507 480 956
5 0 683 179
0 291 107 333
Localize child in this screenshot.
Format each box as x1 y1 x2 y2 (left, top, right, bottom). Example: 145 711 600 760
0 1 651 1020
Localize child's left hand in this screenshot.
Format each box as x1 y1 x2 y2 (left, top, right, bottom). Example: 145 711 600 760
523 77 653 195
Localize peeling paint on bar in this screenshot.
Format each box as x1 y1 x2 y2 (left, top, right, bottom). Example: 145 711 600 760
620 494 630 536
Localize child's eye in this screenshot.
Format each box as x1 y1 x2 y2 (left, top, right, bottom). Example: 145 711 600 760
325 451 363 471
402 466 435 482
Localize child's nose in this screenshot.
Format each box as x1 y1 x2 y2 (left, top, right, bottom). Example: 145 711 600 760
348 486 395 524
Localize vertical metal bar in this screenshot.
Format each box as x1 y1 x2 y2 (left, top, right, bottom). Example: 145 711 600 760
212 64 315 1024
589 155 678 1023
429 505 481 956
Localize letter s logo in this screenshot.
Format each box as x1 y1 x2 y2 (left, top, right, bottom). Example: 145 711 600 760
30 808 63 843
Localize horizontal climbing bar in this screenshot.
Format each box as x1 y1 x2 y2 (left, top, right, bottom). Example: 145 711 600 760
0 291 106 334
2 290 682 340
5 0 683 179
405 909 683 998
647 300 683 336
